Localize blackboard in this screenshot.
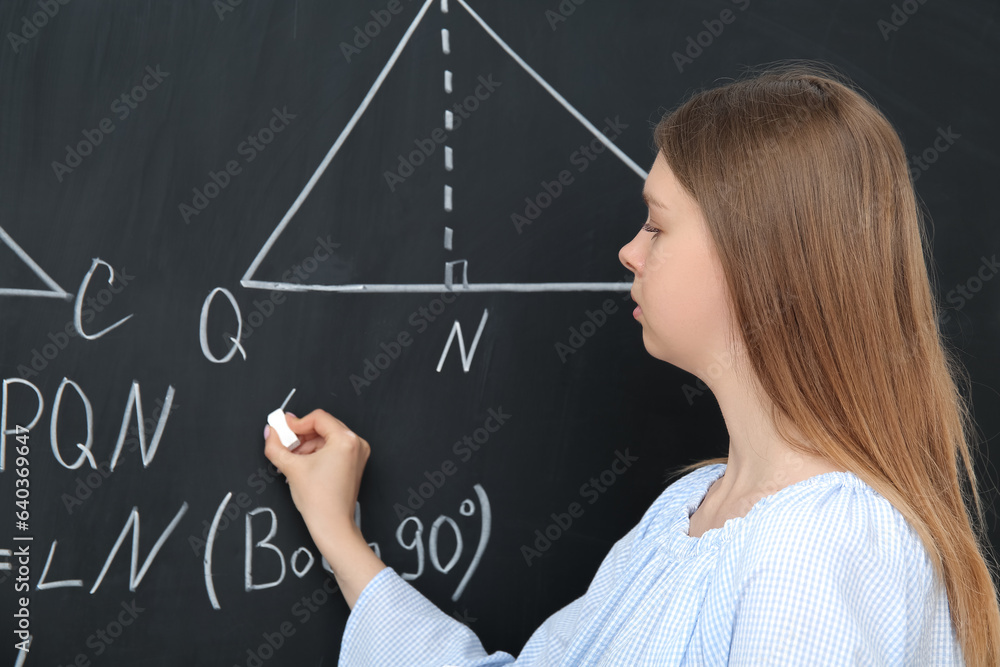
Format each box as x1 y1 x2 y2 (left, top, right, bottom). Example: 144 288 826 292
1 0 997 664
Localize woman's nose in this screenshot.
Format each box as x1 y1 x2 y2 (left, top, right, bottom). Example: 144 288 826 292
619 235 640 275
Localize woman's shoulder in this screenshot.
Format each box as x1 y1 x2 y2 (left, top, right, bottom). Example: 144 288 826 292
580 463 728 592
737 469 939 590
632 463 728 541
720 473 961 666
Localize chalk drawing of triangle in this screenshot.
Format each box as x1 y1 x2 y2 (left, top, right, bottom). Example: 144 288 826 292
0 226 72 299
242 0 645 294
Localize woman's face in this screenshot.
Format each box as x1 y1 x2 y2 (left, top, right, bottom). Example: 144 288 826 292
618 152 733 376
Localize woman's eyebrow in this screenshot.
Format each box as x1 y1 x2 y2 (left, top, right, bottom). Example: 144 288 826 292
642 189 669 210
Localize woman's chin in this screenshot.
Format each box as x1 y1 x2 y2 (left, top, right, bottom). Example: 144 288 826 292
639 334 666 362
639 334 683 367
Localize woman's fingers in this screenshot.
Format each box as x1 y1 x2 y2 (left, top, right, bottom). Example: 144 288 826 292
263 427 295 471
288 410 366 455
289 409 351 439
293 436 324 455
263 409 369 479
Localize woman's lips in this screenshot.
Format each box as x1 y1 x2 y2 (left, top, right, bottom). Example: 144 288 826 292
630 292 641 318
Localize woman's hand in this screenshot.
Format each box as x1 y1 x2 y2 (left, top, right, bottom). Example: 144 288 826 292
263 408 386 610
263 408 369 535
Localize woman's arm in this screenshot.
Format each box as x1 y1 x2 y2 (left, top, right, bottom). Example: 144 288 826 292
309 516 387 610
262 409 386 609
262 409 523 665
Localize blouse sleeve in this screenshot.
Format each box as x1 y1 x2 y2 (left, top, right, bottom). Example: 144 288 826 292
338 522 644 667
727 484 965 666
338 566 517 667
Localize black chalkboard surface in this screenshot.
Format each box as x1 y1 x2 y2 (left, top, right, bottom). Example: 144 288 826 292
2 1 997 664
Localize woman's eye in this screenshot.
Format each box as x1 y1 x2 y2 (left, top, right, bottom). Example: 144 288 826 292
642 222 660 236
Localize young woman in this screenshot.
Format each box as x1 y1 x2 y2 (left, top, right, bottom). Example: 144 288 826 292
263 61 1000 665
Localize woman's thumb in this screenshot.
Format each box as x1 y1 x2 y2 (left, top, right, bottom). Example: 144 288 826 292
263 425 296 472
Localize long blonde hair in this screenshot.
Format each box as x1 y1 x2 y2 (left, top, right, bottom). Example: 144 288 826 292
656 60 1000 665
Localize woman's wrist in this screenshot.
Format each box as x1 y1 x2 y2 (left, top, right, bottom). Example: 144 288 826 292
307 513 360 562
311 518 387 610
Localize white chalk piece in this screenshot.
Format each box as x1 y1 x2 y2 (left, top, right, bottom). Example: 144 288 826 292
267 409 300 451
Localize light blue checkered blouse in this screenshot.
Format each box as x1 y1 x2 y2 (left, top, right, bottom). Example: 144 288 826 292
339 462 964 666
